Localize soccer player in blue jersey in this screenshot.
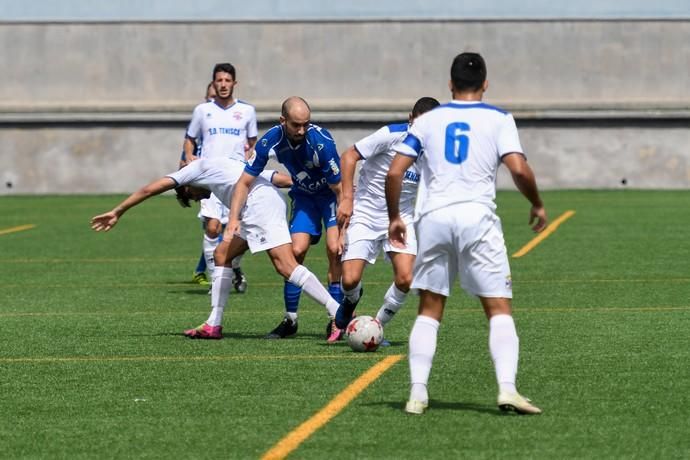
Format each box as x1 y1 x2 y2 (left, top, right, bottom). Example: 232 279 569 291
386 52 547 415
229 96 344 341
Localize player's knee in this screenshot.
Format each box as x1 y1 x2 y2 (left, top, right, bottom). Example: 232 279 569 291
205 225 221 239
394 271 413 291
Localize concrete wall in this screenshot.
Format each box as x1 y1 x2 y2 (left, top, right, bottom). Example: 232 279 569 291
1 20 689 193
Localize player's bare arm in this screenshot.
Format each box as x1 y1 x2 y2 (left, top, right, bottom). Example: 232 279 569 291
91 177 176 232
502 152 548 232
226 171 256 240
182 137 198 164
385 153 415 248
336 145 360 229
244 137 258 161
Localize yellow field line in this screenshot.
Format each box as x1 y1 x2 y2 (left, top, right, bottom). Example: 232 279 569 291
512 210 575 258
0 224 36 236
261 354 404 460
0 354 384 365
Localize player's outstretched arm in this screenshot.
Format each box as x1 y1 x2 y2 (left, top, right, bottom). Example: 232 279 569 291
502 153 548 232
90 177 177 232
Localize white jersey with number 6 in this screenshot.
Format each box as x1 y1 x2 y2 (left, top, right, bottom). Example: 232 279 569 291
393 101 523 220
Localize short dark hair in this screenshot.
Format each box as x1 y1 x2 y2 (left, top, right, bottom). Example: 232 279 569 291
450 52 486 92
212 62 236 80
411 97 440 117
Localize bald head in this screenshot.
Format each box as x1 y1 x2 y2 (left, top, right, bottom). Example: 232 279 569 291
280 96 311 144
281 96 311 119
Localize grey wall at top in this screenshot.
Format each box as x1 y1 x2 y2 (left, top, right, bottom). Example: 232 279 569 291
1 19 689 194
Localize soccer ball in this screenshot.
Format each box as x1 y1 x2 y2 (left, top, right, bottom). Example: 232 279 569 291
346 316 384 352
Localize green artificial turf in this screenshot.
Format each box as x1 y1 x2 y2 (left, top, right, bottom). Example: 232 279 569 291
1 191 688 459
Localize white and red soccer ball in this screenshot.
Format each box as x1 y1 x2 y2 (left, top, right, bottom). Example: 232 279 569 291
346 315 384 352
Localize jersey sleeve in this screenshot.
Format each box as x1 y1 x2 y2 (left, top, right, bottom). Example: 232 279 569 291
354 126 394 160
185 104 204 139
247 106 258 139
244 130 274 176
165 159 204 186
315 129 341 184
393 122 424 159
497 114 523 157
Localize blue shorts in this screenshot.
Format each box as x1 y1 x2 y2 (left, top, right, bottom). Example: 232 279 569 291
288 191 337 245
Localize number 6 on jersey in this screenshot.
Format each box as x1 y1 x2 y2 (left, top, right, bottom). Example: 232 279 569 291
445 122 470 164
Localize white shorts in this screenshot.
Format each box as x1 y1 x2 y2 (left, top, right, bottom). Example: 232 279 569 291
239 186 292 253
198 193 229 224
412 202 512 298
342 221 417 264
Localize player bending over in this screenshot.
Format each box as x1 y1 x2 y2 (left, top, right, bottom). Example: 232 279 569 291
91 156 341 339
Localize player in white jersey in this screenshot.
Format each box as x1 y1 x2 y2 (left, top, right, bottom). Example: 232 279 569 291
182 63 258 293
386 52 548 415
333 97 440 338
90 157 342 339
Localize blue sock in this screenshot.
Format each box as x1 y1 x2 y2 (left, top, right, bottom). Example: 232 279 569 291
284 280 302 313
329 282 343 304
194 252 206 274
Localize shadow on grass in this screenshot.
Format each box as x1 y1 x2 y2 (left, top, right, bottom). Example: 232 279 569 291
365 399 500 415
147 330 326 340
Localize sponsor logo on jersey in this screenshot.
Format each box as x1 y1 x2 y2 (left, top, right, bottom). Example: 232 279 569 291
328 158 340 175
403 170 420 183
295 171 311 182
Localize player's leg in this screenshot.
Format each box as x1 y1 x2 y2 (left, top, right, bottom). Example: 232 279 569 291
406 290 445 414
459 204 541 415
230 253 247 293
271 194 320 337
267 243 340 322
265 232 312 338
184 235 249 339
376 251 415 327
404 209 453 414
192 252 208 285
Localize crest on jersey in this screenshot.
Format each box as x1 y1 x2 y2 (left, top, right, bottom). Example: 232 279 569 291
233 111 243 120
261 139 268 147
328 158 340 175
205 112 212 118
317 143 324 151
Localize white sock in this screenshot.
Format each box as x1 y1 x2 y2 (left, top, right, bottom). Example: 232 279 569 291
342 281 362 303
285 311 298 323
230 254 243 270
409 315 439 403
206 266 233 327
376 283 407 326
489 314 519 394
203 234 218 275
288 265 339 317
